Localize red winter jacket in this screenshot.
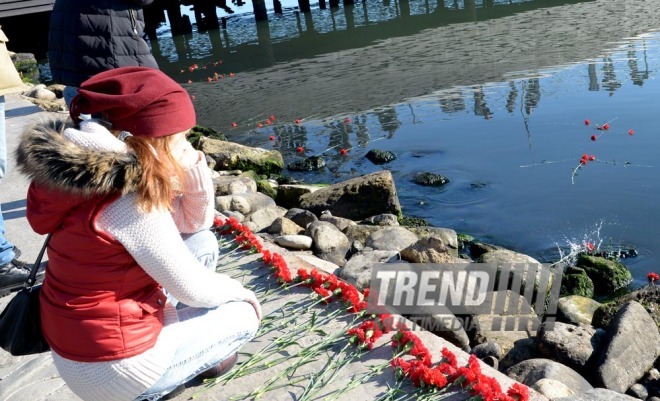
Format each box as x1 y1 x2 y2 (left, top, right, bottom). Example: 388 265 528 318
27 182 167 362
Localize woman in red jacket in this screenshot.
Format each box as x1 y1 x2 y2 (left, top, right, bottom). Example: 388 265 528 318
16 66 261 401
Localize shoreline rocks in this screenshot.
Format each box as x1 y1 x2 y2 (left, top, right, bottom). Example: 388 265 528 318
206 143 657 400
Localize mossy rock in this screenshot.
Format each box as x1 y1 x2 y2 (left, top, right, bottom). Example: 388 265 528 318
576 254 632 295
592 284 660 330
560 272 595 298
188 125 227 147
257 179 277 199
456 233 474 249
398 215 429 227
199 138 284 176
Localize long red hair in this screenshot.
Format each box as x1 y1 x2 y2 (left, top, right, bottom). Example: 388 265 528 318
124 135 184 212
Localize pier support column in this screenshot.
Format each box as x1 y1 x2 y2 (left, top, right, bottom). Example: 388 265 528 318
274 0 283 14
165 0 192 35
253 0 268 21
329 0 339 8
299 0 311 13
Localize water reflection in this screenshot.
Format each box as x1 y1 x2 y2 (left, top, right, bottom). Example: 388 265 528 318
147 0 660 283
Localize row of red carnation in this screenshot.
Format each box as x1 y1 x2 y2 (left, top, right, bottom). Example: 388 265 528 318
213 216 530 401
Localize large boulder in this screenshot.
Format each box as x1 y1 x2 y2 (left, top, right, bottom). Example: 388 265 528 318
344 225 383 245
506 358 593 393
536 322 603 373
557 295 602 326
213 174 257 195
477 249 557 296
560 267 595 299
575 254 632 296
592 301 660 393
198 137 284 175
298 171 401 220
400 236 458 263
366 226 418 252
409 227 459 256
306 221 351 266
215 192 276 215
245 206 286 232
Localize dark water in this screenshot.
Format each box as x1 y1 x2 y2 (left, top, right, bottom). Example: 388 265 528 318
41 0 660 285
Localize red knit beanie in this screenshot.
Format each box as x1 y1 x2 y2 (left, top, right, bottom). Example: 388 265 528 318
69 66 196 138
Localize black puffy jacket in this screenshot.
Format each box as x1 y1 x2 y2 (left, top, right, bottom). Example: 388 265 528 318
48 0 159 87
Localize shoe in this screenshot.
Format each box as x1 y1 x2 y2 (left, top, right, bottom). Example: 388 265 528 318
12 246 21 260
160 384 185 400
198 352 238 379
0 259 45 297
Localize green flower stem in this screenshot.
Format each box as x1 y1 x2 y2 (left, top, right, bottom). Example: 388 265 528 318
246 332 347 399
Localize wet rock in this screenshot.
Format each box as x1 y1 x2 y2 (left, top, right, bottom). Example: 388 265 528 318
287 156 326 172
398 215 429 227
592 301 660 393
199 137 284 175
536 322 602 373
557 295 602 326
506 358 593 393
575 254 632 296
560 268 595 299
365 149 397 164
299 171 402 220
256 179 277 199
469 241 503 259
413 172 450 187
189 125 227 146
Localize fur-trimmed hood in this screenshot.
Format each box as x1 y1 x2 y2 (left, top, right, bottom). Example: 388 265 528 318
15 117 142 197
15 118 144 234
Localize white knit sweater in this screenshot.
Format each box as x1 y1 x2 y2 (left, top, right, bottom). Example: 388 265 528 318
50 121 250 401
